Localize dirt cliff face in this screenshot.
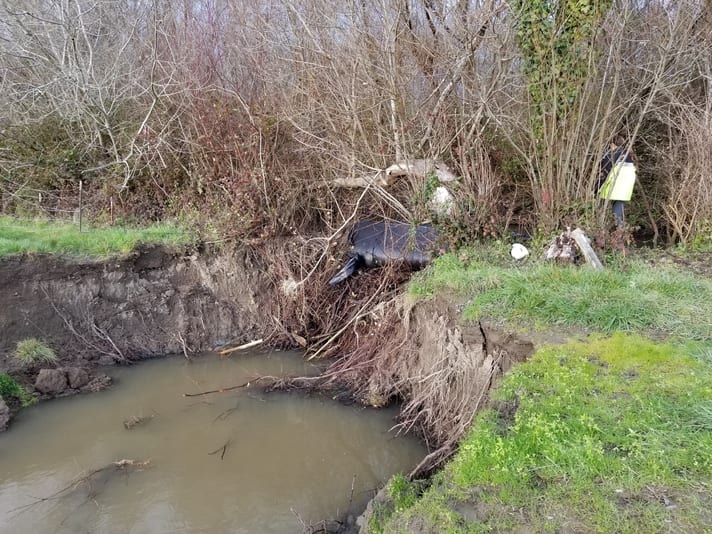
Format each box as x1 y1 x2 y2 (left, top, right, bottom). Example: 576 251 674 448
0 245 270 373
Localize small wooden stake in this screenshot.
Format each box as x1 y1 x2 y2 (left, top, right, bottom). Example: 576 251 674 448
571 228 604 269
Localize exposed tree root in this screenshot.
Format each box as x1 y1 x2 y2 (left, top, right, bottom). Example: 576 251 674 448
254 239 531 477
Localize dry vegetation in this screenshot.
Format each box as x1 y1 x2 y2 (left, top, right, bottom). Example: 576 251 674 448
2 9 711 524
0 0 709 244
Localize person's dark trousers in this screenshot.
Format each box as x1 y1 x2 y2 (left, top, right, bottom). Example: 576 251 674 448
612 201 625 227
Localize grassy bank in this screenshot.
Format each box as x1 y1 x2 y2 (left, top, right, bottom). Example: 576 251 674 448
410 246 712 342
368 247 712 532
0 216 191 257
373 335 712 533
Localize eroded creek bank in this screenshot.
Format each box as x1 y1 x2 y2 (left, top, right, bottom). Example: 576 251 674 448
0 244 534 469
0 244 270 427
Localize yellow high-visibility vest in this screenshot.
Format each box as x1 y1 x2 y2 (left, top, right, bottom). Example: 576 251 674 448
599 162 636 201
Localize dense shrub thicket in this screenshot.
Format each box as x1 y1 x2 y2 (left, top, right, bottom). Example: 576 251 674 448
1 1 710 244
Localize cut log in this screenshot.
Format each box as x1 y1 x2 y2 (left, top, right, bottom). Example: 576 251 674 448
544 232 577 263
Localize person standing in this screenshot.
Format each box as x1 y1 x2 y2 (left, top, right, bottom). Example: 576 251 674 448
597 135 637 227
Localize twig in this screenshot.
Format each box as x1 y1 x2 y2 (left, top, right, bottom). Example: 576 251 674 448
212 403 239 423
177 331 192 361
347 474 357 515
208 439 232 460
90 319 127 362
307 277 393 360
41 286 116 358
290 508 308 530
182 376 273 397
293 182 372 288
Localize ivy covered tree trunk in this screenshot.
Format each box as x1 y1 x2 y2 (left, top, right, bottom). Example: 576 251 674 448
512 0 613 228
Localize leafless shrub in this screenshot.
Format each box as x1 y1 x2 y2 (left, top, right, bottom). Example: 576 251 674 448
3 0 709 239
657 107 712 243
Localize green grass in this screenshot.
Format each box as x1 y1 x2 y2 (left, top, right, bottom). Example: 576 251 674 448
14 338 58 367
0 373 36 407
0 216 192 257
368 475 428 533
409 246 712 342
377 335 712 533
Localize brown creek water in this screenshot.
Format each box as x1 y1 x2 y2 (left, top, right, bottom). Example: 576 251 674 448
0 351 426 533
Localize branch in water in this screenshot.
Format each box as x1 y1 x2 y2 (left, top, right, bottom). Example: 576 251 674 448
9 459 151 516
182 376 272 397
208 439 232 460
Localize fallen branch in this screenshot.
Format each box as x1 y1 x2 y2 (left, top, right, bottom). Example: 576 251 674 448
571 228 604 269
217 339 264 356
182 376 273 397
331 160 457 188
10 459 150 515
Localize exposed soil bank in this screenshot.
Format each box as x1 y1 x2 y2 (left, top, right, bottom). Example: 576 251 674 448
0 245 269 365
0 244 539 534
0 244 535 461
0 245 272 419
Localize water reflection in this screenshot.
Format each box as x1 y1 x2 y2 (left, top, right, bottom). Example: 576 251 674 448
0 351 425 533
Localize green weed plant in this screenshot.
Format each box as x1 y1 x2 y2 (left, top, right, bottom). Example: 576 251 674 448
0 373 35 407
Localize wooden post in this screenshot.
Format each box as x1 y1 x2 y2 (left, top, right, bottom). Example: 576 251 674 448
78 179 83 232
571 228 604 269
110 196 114 226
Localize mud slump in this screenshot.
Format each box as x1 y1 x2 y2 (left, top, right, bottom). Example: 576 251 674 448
0 351 426 533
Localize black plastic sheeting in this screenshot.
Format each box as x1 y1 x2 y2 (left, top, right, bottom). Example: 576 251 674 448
328 221 441 285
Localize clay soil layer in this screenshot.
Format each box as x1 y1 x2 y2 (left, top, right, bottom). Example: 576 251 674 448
0 246 270 387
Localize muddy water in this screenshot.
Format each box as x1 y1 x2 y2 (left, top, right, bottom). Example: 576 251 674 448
0 351 426 533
